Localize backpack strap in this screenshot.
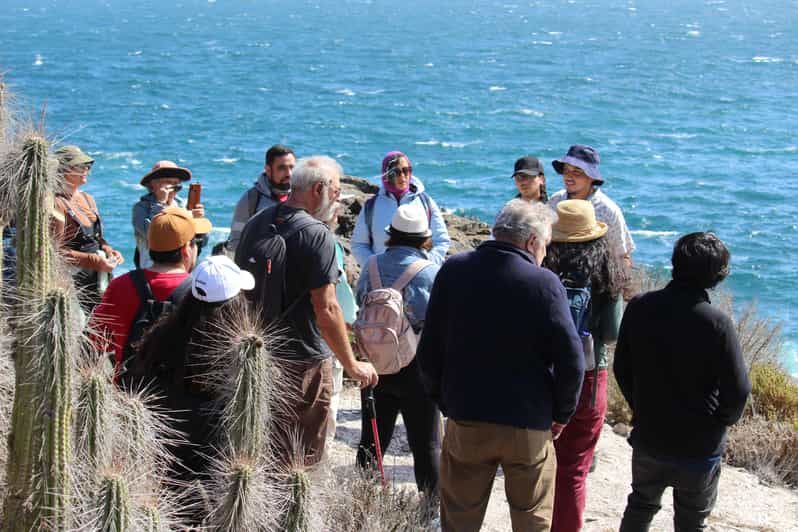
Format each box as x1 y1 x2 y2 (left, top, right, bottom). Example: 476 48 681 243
367 255 382 290
129 268 155 306
168 276 193 304
364 195 377 248
392 259 433 291
417 191 432 223
246 185 261 219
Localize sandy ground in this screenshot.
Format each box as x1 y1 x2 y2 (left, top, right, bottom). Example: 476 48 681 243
327 386 798 532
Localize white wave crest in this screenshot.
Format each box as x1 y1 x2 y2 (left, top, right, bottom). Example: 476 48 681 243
336 88 355 96
520 108 544 117
415 140 440 146
34 54 43 66
214 157 239 164
631 230 678 237
118 181 145 191
752 56 783 63
489 86 507 91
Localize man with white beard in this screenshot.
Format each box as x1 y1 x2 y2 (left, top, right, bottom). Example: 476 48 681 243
236 156 378 465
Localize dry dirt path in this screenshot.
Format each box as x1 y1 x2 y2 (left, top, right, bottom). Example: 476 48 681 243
328 386 798 532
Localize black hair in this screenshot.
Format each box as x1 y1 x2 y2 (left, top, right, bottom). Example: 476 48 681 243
265 144 295 166
671 231 730 289
149 247 184 265
137 292 249 379
543 236 625 298
385 233 433 251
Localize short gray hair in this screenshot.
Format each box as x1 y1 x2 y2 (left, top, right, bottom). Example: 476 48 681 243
492 199 557 246
291 156 343 192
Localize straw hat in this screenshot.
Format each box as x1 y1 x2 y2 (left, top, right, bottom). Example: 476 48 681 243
551 200 608 243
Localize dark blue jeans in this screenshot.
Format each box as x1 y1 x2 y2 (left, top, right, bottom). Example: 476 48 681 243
620 447 721 532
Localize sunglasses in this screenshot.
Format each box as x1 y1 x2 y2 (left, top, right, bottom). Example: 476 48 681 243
71 163 93 172
167 184 183 193
390 166 412 177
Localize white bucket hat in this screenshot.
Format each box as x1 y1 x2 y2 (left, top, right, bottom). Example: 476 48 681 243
191 255 255 303
384 203 432 238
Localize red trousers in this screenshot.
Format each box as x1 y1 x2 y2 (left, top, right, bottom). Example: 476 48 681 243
551 369 608 532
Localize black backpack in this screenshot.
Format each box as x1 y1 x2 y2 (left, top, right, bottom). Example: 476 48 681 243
122 269 192 367
235 204 324 325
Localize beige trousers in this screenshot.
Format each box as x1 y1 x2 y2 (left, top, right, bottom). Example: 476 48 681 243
440 418 556 532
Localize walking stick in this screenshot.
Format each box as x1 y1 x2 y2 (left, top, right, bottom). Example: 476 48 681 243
364 387 386 486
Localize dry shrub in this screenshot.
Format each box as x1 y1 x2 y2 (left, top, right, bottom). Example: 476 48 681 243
725 416 798 486
735 304 784 370
747 363 798 426
605 350 632 427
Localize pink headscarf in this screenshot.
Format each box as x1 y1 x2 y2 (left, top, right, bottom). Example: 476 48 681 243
381 150 411 199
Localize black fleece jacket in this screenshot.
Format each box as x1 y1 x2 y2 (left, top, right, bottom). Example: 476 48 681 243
613 280 751 459
416 240 585 430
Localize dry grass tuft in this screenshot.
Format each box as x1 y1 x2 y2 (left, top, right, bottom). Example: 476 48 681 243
725 416 798 487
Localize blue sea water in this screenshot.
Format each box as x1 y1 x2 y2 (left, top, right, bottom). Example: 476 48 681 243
1 0 796 372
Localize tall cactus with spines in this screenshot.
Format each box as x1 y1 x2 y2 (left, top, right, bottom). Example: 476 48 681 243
2 134 59 531
97 471 131 532
33 286 79 530
75 355 113 468
206 454 275 532
283 468 311 532
225 334 271 457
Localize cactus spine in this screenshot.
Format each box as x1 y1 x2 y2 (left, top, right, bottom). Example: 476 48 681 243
97 472 131 532
284 468 311 532
2 135 58 531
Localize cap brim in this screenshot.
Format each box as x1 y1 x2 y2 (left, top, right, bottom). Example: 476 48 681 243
192 217 213 235
513 169 542 178
239 270 256 291
140 167 192 186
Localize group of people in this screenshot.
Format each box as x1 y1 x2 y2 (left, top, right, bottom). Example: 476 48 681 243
6 140 751 531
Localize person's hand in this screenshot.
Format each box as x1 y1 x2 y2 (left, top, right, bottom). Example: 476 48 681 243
345 360 379 389
552 422 566 440
191 204 205 218
97 257 117 273
109 249 124 266
154 184 177 205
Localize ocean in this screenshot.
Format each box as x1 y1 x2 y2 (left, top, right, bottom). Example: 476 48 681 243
1 0 796 372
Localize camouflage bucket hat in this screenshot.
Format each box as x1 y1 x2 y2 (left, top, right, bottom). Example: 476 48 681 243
55 145 94 168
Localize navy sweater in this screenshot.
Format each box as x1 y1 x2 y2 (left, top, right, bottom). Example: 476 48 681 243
613 281 751 459
416 240 585 430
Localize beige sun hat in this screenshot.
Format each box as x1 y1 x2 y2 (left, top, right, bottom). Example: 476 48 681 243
551 199 608 243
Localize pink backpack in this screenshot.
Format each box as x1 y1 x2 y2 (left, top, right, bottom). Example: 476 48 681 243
354 256 432 375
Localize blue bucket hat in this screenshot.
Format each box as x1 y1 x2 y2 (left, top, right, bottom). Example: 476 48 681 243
552 145 604 185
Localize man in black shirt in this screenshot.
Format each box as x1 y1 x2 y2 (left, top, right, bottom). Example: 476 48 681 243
614 232 751 531
237 155 378 465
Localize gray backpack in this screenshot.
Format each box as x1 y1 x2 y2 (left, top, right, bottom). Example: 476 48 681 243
354 256 432 375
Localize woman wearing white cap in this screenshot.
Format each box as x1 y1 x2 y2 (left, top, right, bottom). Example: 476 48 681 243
354 203 442 498
134 255 254 509
542 200 625 532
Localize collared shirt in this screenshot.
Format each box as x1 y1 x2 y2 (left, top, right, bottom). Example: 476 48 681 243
549 188 635 260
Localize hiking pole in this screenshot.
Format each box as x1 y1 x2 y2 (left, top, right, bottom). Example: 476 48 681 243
364 387 386 486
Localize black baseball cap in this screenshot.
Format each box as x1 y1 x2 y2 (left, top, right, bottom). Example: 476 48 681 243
513 156 544 178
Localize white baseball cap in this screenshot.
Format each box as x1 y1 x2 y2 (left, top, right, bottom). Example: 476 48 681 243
191 255 255 303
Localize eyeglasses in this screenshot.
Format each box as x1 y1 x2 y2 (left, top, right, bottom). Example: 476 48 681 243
167 184 183 193
71 163 93 172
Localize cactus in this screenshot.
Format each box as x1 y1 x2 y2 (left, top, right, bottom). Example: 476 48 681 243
97 471 131 532
75 355 114 468
2 134 60 531
225 335 271 456
283 468 311 532
33 287 79 530
206 454 275 532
